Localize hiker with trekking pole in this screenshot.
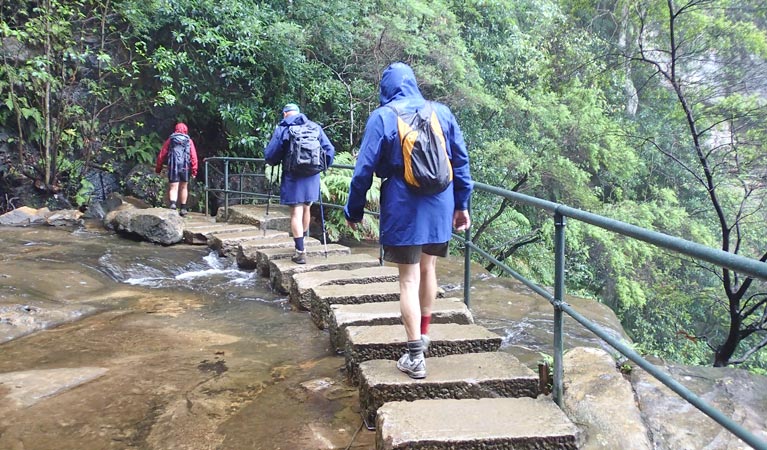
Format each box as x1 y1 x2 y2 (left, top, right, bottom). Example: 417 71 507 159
264 103 335 264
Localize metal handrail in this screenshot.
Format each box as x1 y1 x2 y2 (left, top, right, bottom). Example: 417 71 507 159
204 157 767 450
460 182 767 450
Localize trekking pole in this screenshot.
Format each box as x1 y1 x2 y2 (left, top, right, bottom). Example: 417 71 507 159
318 179 329 258
266 165 274 216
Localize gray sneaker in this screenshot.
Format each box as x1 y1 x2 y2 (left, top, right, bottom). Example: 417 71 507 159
291 250 306 264
396 352 426 379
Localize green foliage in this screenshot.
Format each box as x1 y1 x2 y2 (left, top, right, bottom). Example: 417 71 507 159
321 152 379 241
123 133 160 165
2 0 766 371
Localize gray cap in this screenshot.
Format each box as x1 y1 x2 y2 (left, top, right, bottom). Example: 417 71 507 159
282 103 300 113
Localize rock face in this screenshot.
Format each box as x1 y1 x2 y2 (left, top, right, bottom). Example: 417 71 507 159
632 361 767 450
562 347 653 450
105 207 184 245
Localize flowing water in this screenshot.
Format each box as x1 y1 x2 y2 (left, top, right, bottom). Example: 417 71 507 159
0 224 625 449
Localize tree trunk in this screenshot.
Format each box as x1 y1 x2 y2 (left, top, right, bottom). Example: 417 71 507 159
714 311 741 367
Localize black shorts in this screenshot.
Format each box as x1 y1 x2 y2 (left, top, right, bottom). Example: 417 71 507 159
168 169 190 183
382 243 449 265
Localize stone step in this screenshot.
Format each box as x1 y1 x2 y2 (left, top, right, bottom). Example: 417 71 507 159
183 223 261 245
218 204 291 232
289 266 400 311
254 243 352 276
359 352 539 426
344 323 502 383
376 397 578 450
269 253 381 294
208 229 290 256
236 238 324 270
310 281 400 330
328 298 474 352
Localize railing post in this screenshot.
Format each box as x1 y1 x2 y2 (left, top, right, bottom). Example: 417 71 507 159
463 198 472 308
204 159 209 216
553 211 566 406
224 159 230 220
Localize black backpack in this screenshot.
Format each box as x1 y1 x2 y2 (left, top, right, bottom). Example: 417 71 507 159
168 133 190 170
285 121 325 176
386 101 453 195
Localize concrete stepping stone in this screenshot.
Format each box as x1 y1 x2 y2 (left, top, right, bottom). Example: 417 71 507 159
254 243 351 276
328 298 474 351
183 223 260 245
218 204 291 232
208 229 290 256
359 352 539 427
268 254 381 294
289 266 399 311
344 323 503 383
310 281 400 330
376 397 578 449
236 237 323 270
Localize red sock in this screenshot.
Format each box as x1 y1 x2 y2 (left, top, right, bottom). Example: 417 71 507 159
420 315 432 335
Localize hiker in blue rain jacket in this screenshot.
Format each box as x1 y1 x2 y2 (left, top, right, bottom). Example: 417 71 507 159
344 62 473 379
265 103 335 264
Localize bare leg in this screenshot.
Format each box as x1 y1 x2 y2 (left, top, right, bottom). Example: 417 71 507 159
290 205 304 239
178 182 189 205
419 253 438 317
398 262 422 341
301 204 311 235
168 182 180 204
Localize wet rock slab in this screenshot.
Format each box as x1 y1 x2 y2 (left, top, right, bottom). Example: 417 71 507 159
236 237 316 268
376 397 578 450
208 229 289 256
0 367 108 410
310 281 400 329
328 298 474 351
289 266 400 311
183 222 255 245
268 254 381 294
359 352 539 426
254 243 350 276
217 204 291 232
344 323 503 383
0 302 98 344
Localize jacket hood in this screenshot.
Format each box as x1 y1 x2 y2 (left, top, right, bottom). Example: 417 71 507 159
379 62 424 106
280 113 308 126
174 123 188 134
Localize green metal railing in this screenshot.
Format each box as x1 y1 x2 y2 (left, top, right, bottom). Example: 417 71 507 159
205 157 767 450
457 182 767 450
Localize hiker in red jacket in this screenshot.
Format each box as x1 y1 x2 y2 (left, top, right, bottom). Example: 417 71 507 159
155 122 199 216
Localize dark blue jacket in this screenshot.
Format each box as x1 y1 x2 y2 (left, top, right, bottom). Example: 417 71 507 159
264 113 335 204
344 62 473 246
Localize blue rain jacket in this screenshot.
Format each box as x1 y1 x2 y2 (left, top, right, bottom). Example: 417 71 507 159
344 63 473 246
264 113 335 205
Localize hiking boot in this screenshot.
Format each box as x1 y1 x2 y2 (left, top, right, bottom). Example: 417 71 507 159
179 207 188 217
396 352 426 379
291 250 306 264
169 202 177 211
421 334 431 355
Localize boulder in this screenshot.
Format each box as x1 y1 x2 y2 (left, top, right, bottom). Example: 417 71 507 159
105 207 184 245
46 209 84 228
0 206 52 226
